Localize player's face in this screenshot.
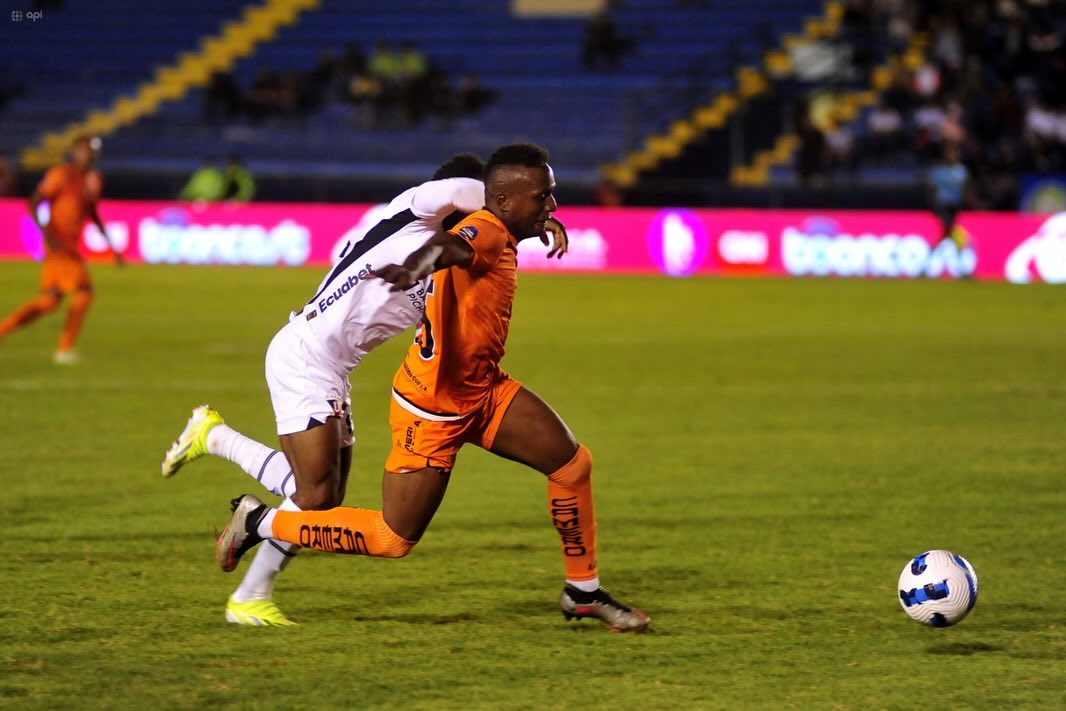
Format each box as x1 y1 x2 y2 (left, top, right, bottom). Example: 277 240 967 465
71 141 96 170
504 166 557 238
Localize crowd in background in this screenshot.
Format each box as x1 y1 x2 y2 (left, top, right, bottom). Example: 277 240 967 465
795 0 1066 210
203 41 496 129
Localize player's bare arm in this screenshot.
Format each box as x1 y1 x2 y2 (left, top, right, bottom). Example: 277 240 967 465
374 231 474 290
88 202 123 266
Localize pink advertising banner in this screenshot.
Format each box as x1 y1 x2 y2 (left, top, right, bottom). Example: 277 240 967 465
1 198 1062 283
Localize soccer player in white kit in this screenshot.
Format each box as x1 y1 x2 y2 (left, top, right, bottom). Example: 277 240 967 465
161 154 568 625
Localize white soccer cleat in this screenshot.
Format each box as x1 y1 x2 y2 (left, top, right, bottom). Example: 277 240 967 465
559 585 650 632
216 494 267 573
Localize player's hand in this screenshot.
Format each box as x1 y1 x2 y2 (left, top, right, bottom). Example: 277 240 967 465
540 216 569 259
372 264 418 291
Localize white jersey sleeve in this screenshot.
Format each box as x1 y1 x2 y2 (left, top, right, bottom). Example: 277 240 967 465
409 177 484 219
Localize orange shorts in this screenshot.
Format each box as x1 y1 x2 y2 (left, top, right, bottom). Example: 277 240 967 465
40 254 91 294
386 375 523 473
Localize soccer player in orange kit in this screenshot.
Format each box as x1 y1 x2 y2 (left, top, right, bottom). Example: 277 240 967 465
0 135 122 363
216 143 649 632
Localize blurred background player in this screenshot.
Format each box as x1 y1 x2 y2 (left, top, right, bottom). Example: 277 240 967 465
216 144 649 632
161 153 568 626
925 142 975 276
0 135 121 363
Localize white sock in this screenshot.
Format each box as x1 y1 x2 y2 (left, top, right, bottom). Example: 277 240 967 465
207 424 296 496
566 577 600 593
232 498 301 603
257 507 279 539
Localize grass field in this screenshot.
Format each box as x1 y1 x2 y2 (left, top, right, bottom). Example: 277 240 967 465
1 261 1064 710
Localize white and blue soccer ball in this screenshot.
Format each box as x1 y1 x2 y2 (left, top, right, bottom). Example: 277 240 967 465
898 550 979 627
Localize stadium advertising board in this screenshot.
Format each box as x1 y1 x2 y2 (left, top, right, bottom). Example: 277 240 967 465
0 199 1061 283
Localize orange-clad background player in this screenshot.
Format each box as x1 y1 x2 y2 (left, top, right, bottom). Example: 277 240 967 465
0 136 122 363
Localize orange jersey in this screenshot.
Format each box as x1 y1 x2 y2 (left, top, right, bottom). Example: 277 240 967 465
392 210 518 418
37 163 102 253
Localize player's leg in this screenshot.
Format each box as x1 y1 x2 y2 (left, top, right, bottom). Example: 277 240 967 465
0 288 61 338
219 401 460 563
160 406 295 495
225 466 445 560
264 404 455 554
221 322 353 623
487 383 649 632
55 284 92 359
224 442 353 626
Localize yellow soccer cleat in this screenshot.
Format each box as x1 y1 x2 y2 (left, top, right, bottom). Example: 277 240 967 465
161 404 223 478
225 596 297 626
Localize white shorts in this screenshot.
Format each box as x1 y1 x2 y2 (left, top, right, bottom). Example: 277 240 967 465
264 319 355 446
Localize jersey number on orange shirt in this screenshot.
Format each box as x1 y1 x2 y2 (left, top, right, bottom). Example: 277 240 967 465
414 276 436 361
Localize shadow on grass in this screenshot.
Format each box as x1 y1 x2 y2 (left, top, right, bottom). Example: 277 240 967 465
925 642 1005 656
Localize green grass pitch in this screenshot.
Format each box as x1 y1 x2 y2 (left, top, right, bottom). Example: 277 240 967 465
1 261 1064 709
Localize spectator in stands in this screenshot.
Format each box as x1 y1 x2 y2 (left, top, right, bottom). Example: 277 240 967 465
825 115 857 177
304 50 342 109
866 98 904 161
179 158 225 202
913 99 946 159
276 70 304 119
346 70 383 128
796 113 828 186
1023 95 1058 171
455 73 496 115
368 41 404 120
247 67 284 123
0 151 19 197
222 155 255 202
204 71 242 124
582 11 632 71
340 42 367 79
396 41 429 124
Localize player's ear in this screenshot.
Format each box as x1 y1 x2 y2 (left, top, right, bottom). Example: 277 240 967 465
492 191 509 213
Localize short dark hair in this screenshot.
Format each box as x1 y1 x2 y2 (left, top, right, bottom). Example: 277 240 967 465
485 143 549 182
432 153 485 180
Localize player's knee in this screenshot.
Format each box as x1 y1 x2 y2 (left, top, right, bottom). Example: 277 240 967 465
70 289 93 308
292 484 342 511
36 292 61 312
547 444 592 488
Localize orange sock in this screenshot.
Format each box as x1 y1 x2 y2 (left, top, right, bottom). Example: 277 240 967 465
0 294 60 336
547 444 598 582
271 507 415 558
57 289 92 352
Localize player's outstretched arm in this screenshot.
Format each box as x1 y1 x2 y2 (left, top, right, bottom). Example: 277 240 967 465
374 232 474 291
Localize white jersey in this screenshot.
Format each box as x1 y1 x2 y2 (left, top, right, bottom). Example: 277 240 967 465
291 177 484 371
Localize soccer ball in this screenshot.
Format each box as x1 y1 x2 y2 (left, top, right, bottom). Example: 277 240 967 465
898 550 979 627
